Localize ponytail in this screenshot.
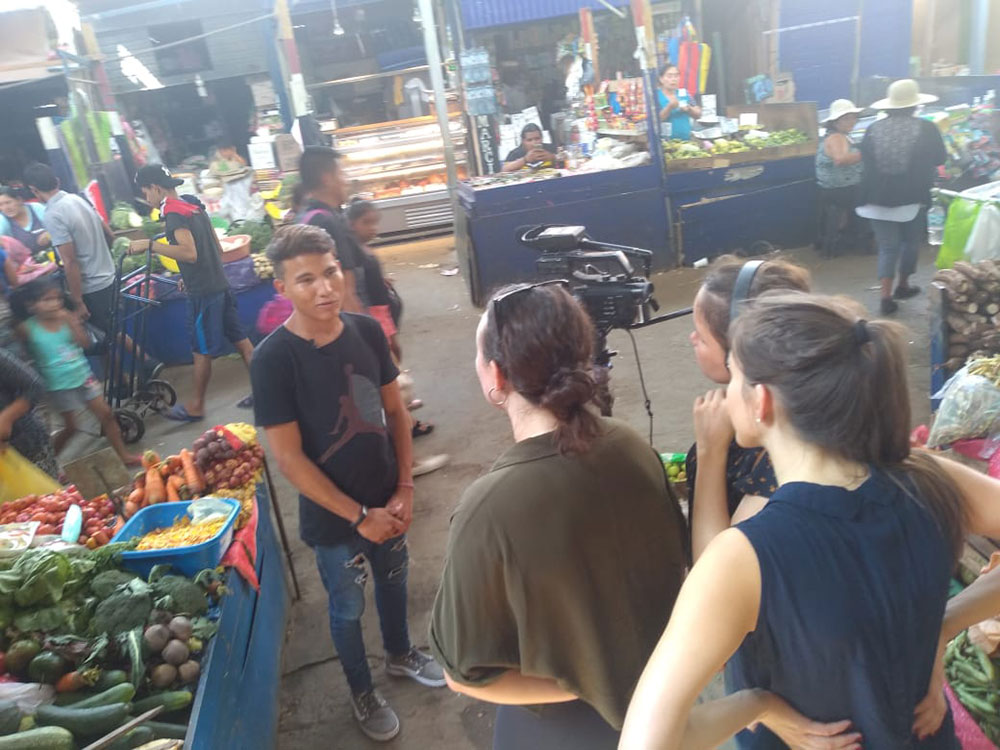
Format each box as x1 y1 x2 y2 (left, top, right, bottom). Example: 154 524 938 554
731 293 967 559
482 284 600 455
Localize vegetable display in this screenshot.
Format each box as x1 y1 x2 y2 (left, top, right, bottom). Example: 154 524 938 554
135 518 226 552
663 128 810 161
945 630 1000 742
0 422 267 747
0 490 116 548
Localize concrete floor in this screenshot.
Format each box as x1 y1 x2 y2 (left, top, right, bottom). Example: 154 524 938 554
62 236 938 749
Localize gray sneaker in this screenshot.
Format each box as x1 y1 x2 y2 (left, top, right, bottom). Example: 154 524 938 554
351 689 400 742
386 647 447 687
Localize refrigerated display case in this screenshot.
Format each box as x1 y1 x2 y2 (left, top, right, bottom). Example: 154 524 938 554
322 114 468 240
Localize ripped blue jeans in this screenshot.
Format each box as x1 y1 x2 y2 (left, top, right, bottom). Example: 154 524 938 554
314 534 410 695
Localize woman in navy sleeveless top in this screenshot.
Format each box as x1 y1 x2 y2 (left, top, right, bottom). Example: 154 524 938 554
621 293 1000 750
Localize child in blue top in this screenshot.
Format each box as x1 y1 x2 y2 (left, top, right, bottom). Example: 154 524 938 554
17 277 140 466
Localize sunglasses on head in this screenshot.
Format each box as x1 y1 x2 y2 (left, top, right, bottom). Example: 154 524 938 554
491 280 569 334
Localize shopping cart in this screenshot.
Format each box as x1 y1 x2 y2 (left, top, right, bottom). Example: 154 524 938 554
105 240 179 443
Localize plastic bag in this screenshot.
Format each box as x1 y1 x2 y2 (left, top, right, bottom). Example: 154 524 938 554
936 198 982 269
0 449 61 504
928 364 1000 448
0 683 55 713
187 498 233 526
964 203 1000 263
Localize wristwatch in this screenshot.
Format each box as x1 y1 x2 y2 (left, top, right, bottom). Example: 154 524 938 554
350 505 369 531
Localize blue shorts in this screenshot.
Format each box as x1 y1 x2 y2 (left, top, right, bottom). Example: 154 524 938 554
187 290 246 357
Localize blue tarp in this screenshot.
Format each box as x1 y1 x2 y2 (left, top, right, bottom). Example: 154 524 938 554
459 0 631 30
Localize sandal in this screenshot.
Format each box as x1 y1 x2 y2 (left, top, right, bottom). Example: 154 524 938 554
412 420 434 438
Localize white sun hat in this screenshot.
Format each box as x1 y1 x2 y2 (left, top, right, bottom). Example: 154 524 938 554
823 99 864 123
871 78 939 110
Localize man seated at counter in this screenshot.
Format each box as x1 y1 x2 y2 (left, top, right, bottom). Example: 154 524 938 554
501 124 559 172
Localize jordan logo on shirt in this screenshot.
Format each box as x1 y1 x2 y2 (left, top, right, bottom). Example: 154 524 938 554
319 364 386 463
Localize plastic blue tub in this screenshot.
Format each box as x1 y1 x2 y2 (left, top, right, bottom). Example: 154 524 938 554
112 498 240 578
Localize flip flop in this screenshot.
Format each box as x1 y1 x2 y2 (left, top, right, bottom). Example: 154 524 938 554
412 420 434 438
237 394 253 409
163 405 204 423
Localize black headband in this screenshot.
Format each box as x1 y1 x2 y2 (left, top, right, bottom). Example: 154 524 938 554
730 260 764 323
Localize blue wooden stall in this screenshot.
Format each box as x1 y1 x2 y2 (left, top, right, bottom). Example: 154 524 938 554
185 481 290 749
665 155 818 265
458 163 672 306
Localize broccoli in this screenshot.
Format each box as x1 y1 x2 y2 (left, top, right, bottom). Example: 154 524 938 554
91 579 153 635
90 570 138 600
151 575 208 616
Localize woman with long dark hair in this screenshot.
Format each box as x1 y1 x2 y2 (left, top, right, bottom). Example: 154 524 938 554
621 293 1000 749
431 282 687 749
687 256 811 560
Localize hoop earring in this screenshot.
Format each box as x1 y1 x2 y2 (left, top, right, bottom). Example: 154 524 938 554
488 387 508 407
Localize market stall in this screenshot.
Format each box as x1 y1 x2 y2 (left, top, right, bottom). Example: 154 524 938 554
0 423 290 749
457 65 671 305
662 101 819 265
106 211 278 366
320 113 469 242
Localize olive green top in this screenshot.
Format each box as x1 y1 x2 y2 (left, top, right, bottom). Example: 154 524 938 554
429 417 687 728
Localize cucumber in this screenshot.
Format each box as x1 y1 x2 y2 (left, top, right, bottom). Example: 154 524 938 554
0 727 74 750
129 691 192 716
94 670 129 692
107 726 154 750
52 693 88 707
35 703 130 737
144 720 188 739
72 684 135 709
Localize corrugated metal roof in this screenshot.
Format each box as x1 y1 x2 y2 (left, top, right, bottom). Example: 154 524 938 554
459 0 631 30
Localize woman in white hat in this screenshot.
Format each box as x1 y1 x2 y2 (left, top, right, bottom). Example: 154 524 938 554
857 79 947 315
816 99 864 256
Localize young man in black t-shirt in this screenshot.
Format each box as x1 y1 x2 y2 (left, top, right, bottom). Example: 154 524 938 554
133 165 253 421
250 224 444 742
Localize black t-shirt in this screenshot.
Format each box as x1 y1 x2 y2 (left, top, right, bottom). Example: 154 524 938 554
301 200 369 307
163 198 229 297
504 143 556 164
251 313 399 546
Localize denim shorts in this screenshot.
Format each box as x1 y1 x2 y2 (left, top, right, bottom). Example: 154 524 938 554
48 375 103 413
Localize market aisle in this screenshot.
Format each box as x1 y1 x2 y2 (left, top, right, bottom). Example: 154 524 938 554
59 237 937 749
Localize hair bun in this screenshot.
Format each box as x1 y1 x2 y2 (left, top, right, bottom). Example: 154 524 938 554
540 366 595 419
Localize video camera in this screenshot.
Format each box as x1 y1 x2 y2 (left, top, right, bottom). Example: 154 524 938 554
517 225 691 338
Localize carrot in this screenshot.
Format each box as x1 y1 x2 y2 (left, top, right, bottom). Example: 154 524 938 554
142 450 161 470
124 500 139 518
166 474 183 504
145 464 165 504
180 449 204 495
128 487 145 507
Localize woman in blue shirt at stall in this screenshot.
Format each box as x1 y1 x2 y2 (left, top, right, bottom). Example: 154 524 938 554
657 64 701 140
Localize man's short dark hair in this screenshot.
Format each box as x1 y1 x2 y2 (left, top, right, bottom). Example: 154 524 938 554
23 163 58 193
521 123 542 139
266 224 337 277
298 145 341 192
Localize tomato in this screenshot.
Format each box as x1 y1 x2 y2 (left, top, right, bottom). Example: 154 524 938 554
37 524 56 535
78 535 88 545
81 508 95 521
93 530 110 546
55 499 70 512
85 537 98 549
15 513 29 523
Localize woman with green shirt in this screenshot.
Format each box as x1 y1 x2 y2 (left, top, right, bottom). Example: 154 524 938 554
430 282 687 749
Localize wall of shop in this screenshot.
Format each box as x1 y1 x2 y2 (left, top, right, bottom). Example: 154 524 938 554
78 0 274 95
776 0 912 106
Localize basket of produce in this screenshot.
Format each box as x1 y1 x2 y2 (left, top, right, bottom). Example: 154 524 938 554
0 486 119 549
113 498 239 578
219 235 251 264
660 453 688 500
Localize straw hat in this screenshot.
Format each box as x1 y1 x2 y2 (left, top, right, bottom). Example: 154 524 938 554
871 79 938 110
823 99 864 123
